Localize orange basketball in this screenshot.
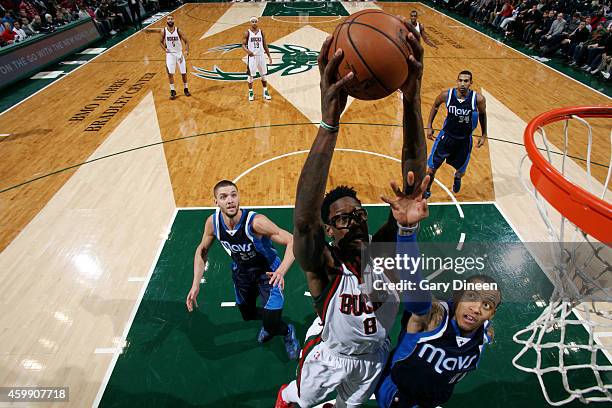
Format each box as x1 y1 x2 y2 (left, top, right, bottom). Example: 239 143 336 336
328 10 413 100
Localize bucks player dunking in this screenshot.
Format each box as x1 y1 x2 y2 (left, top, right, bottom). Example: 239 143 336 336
186 180 300 359
424 70 487 197
275 19 429 408
242 17 272 101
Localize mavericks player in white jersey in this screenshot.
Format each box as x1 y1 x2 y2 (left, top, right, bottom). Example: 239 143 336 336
275 19 428 408
242 17 272 101
160 15 190 100
409 10 437 48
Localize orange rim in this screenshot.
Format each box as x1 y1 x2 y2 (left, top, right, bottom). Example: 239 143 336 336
524 106 612 244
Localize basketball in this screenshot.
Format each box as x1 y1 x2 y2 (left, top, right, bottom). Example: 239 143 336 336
327 10 413 100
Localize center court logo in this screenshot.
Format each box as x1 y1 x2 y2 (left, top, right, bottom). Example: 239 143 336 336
192 43 319 81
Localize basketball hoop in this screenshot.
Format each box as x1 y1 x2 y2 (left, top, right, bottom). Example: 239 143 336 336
513 106 612 405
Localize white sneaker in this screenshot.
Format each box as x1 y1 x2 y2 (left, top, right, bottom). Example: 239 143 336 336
110 30 117 35
602 71 610 79
248 92 254 101
263 90 271 100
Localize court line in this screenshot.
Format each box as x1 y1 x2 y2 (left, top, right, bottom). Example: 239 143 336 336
92 207 178 408
0 4 187 118
231 148 463 219
492 201 526 242
2 121 606 194
271 15 342 24
419 2 611 100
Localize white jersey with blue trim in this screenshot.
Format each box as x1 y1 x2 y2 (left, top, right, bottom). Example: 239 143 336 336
212 208 281 273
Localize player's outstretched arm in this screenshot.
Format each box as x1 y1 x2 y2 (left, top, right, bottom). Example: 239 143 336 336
252 214 295 289
293 36 353 298
398 17 426 194
476 93 488 148
426 91 447 141
420 25 438 48
374 18 425 241
381 172 435 332
186 215 215 312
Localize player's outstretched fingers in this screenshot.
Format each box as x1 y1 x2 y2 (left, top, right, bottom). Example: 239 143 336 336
318 35 333 76
325 48 345 85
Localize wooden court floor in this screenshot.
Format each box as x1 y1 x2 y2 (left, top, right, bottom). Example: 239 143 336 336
0 2 610 407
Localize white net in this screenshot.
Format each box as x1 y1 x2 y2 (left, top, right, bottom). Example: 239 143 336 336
513 109 612 406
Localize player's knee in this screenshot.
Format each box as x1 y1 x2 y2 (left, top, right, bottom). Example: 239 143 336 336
247 76 253 84
260 74 267 82
238 304 257 321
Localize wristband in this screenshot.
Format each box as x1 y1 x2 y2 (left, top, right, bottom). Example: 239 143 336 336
397 221 419 236
319 120 339 133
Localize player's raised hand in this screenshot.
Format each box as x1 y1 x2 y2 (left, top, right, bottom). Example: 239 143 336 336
318 35 354 127
266 271 285 289
397 16 424 100
186 286 200 312
380 172 430 226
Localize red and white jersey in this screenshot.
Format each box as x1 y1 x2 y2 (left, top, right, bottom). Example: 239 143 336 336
315 261 397 355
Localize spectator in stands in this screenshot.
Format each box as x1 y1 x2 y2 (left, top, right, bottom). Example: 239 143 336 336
1 20 15 43
569 22 606 66
54 9 66 25
561 20 591 59
28 14 43 32
493 0 514 27
19 0 36 19
590 7 607 28
20 16 33 34
582 21 612 71
526 10 555 48
1 9 14 27
522 4 544 41
534 12 567 50
12 19 26 40
95 1 117 36
128 0 141 29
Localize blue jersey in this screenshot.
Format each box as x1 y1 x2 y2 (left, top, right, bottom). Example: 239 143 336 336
377 301 490 407
441 88 479 139
212 208 281 274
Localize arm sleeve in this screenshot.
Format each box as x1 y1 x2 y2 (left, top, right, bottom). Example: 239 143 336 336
397 231 432 316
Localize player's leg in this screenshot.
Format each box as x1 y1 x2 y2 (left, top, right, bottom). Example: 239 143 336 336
166 53 177 100
276 340 343 408
247 56 255 101
336 341 390 408
258 275 299 359
178 54 190 96
424 130 449 198
257 55 271 100
233 267 263 322
447 135 473 194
